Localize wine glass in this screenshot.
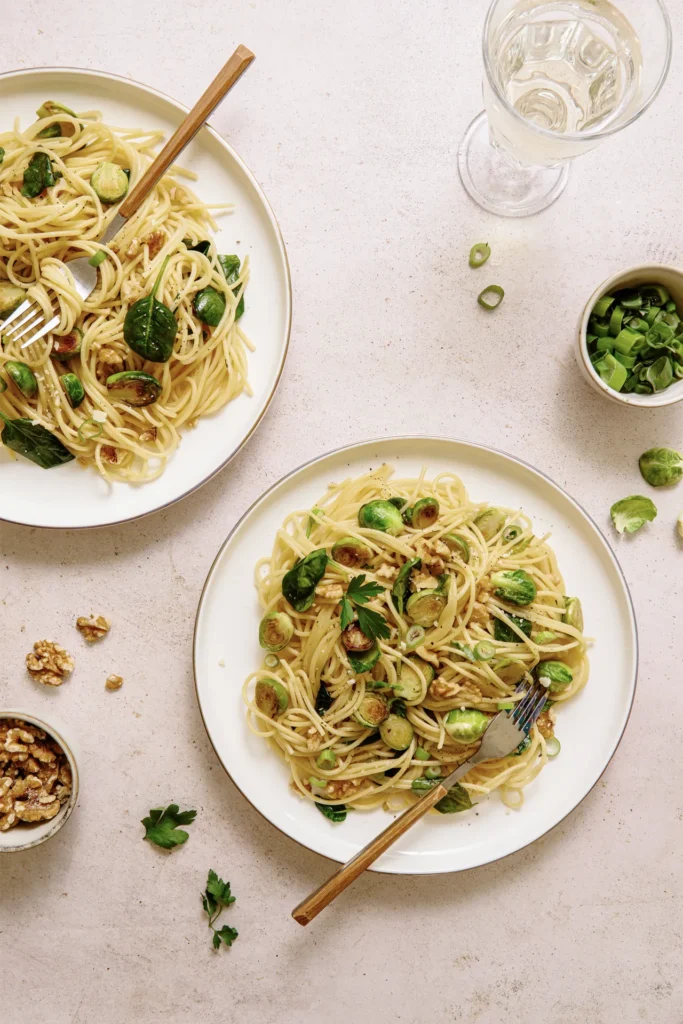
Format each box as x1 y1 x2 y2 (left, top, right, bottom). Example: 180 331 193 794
458 0 672 218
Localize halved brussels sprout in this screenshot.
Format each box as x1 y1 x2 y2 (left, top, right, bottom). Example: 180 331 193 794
316 749 337 769
341 622 374 652
490 569 537 607
379 714 414 750
258 611 294 652
36 100 77 119
536 661 573 692
353 693 389 728
405 589 447 626
388 496 408 511
59 372 85 408
443 533 470 562
445 708 489 743
255 678 289 718
91 162 130 204
0 282 26 319
409 497 439 529
6 360 37 398
394 657 434 701
105 370 161 407
51 327 83 360
331 536 372 568
474 508 505 541
562 597 584 633
358 499 404 535
348 643 381 674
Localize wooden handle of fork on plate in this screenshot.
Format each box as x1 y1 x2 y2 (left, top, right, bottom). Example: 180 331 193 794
119 44 255 219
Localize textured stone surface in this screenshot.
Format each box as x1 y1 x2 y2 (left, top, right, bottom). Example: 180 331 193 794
2 2 683 1022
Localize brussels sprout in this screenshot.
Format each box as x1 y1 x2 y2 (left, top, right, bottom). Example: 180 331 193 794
91 162 130 204
6 360 37 398
36 100 77 119
258 611 294 652
405 589 447 626
435 783 472 813
444 708 489 743
348 643 381 674
353 693 389 728
443 533 470 562
474 508 505 541
562 597 584 633
255 678 289 718
394 657 434 701
490 569 537 606
316 749 337 769
193 285 226 327
358 499 404 535
341 622 374 653
379 714 414 751
610 495 657 535
493 614 532 643
0 282 26 319
409 497 439 529
105 370 161 407
50 327 82 360
59 372 85 408
388 496 408 511
536 661 573 692
638 447 683 488
331 536 372 568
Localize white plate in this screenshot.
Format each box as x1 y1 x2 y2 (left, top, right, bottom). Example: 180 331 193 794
194 436 638 875
0 67 291 529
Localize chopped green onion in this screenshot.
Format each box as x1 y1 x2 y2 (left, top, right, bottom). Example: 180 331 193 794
502 525 522 543
469 242 491 268
477 285 504 311
405 624 425 650
591 320 611 338
264 653 279 669
316 749 337 769
497 701 515 710
593 295 615 318
641 284 670 305
414 746 430 761
545 736 561 757
665 300 677 313
620 293 642 310
77 418 103 443
612 328 640 355
474 640 495 662
88 249 107 268
309 777 327 788
608 304 624 336
424 766 442 779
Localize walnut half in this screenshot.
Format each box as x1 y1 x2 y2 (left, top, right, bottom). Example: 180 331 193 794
76 615 111 643
26 641 75 687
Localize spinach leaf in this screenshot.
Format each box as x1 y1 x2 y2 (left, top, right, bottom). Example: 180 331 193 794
123 255 177 363
218 254 245 320
512 736 531 757
193 286 225 327
315 683 334 715
435 783 472 814
493 614 532 644
390 698 407 718
21 152 55 198
315 802 347 823
282 548 328 612
0 414 74 468
184 239 211 255
391 557 421 615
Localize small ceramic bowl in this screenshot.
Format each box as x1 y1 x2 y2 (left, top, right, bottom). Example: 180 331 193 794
0 710 79 853
577 264 683 408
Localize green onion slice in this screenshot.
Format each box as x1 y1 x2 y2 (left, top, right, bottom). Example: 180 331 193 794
469 242 491 268
502 525 522 543
477 285 504 311
405 624 425 650
592 295 615 318
414 746 430 761
264 653 279 669
88 249 107 268
474 640 495 662
77 418 104 443
545 736 561 757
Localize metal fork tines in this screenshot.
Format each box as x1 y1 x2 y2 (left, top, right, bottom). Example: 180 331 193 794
2 299 60 347
510 681 548 734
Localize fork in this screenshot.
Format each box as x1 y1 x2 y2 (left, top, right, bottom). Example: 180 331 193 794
291 680 548 925
1 44 255 351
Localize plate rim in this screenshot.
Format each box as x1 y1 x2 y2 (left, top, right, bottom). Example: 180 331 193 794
0 64 292 530
193 434 639 875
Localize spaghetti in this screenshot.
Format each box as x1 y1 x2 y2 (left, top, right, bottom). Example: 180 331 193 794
243 465 589 815
0 103 251 481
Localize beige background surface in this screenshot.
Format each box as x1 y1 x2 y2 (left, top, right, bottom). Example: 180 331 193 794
2 2 683 1022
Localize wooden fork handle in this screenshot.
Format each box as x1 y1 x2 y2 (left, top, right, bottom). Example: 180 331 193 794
292 783 448 926
119 44 255 219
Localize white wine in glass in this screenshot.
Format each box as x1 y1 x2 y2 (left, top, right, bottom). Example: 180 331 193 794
459 0 671 217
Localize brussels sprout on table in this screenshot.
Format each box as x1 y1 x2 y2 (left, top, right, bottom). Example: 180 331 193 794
610 495 657 535
106 370 162 407
490 569 537 606
0 282 26 319
59 372 85 408
379 714 414 751
5 360 37 398
258 611 294 652
638 447 683 488
358 499 404 535
444 709 489 743
50 327 83 360
255 678 289 718
90 162 130 204
331 536 372 568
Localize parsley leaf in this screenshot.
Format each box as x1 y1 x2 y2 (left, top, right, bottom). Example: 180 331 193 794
347 573 384 604
340 595 354 631
141 804 197 849
356 604 391 642
202 870 238 951
315 802 347 822
341 573 390 643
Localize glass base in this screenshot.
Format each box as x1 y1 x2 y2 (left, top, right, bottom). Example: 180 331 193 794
458 111 569 217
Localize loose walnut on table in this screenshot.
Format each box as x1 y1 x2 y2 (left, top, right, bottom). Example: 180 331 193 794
76 615 111 642
25 640 75 687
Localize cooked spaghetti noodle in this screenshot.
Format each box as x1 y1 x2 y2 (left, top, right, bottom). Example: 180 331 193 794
0 103 251 481
244 465 589 815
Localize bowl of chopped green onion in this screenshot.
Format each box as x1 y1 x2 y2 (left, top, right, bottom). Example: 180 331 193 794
578 265 683 407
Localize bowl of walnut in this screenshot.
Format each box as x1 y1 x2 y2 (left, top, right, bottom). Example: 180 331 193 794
0 711 78 852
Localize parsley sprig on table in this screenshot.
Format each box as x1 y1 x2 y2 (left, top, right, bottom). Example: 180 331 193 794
141 804 197 849
202 870 239 950
339 573 391 641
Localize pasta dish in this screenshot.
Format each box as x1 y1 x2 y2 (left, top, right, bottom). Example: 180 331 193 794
243 465 589 819
0 100 251 481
